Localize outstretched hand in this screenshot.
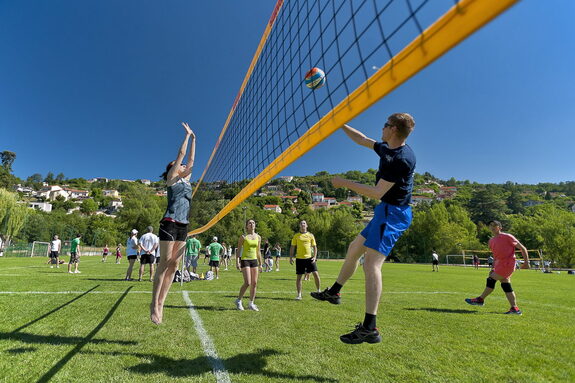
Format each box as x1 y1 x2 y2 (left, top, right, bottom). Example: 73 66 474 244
182 122 195 138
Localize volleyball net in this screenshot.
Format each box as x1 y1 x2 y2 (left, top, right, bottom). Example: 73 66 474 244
189 0 519 234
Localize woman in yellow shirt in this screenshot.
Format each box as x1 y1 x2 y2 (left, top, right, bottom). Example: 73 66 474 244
235 219 263 311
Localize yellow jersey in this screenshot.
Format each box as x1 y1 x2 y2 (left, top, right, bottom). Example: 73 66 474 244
291 232 316 259
241 235 259 260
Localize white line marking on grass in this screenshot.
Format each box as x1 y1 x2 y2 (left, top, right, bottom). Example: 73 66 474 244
0 290 458 295
182 291 231 383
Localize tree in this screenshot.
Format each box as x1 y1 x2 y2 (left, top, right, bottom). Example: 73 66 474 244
0 188 29 243
44 172 55 184
80 199 98 215
467 188 508 225
55 173 66 183
0 151 16 171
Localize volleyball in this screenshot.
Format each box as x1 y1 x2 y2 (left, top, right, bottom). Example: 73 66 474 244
304 67 326 90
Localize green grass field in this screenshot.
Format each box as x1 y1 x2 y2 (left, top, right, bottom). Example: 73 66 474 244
0 256 573 383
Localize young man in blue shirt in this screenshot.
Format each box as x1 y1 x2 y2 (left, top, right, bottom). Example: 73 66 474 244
312 113 416 344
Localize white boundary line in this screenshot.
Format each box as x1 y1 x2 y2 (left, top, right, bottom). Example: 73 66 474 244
182 291 231 383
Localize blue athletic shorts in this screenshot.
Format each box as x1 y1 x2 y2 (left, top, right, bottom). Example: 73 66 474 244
361 201 412 256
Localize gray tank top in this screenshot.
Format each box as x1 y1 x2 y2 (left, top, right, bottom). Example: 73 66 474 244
162 178 192 224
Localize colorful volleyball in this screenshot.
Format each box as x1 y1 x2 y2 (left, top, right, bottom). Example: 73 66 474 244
304 67 326 90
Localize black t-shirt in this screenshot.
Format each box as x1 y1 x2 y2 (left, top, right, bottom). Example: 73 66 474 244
373 142 416 206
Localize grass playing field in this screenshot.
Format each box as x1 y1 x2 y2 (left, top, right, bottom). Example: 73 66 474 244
0 256 573 383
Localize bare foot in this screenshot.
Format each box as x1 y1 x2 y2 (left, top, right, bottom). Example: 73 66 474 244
150 303 162 325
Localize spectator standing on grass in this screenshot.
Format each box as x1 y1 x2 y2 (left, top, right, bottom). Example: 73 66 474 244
49 235 62 269
235 219 263 311
185 234 201 274
487 255 494 270
290 220 321 301
0 234 4 257
207 236 224 280
115 244 122 264
273 243 281 272
102 244 109 263
68 234 82 274
473 254 480 269
124 229 139 281
431 250 439 272
138 226 159 282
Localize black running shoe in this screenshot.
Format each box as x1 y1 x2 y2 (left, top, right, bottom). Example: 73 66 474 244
310 288 341 304
340 323 381 344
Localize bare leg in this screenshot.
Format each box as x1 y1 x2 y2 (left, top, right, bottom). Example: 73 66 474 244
125 259 136 280
363 249 386 315
296 274 303 297
275 257 280 271
151 241 184 324
335 234 367 286
238 267 252 299
249 267 259 301
479 271 505 300
312 271 321 291
149 264 155 282
138 263 144 281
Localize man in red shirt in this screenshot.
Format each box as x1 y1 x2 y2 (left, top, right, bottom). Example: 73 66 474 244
465 220 530 315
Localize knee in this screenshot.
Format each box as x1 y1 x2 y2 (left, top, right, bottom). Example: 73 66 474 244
501 282 513 293
486 277 497 289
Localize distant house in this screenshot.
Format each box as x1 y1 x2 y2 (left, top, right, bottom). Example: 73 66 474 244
412 196 434 205
265 185 280 191
339 201 353 206
89 177 109 183
155 190 167 197
15 185 35 196
103 189 120 198
415 187 436 195
312 193 324 203
293 188 302 194
263 204 282 213
312 202 329 210
28 202 52 212
64 188 90 200
140 179 151 186
37 186 69 201
279 176 294 182
109 200 123 211
324 197 337 206
280 195 298 203
347 196 363 204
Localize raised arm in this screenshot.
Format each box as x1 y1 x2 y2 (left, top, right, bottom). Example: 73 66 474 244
332 177 394 201
166 123 193 184
342 124 376 149
180 122 196 180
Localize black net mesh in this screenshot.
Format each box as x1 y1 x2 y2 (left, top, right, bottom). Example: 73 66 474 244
190 0 461 230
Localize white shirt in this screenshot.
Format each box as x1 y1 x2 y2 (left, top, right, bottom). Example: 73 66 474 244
139 233 158 254
126 236 139 256
154 235 160 257
432 252 439 261
50 239 61 252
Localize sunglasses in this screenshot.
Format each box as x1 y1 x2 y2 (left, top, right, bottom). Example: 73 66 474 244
384 122 393 128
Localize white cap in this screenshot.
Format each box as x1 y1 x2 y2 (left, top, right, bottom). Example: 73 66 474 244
131 229 138 235
212 236 218 241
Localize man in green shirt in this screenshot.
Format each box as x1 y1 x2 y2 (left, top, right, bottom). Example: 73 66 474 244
185 234 202 274
207 236 225 280
68 234 82 274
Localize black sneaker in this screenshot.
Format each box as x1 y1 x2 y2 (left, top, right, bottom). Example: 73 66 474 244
340 323 381 344
310 289 341 304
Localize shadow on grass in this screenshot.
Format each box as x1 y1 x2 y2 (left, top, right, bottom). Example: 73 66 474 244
85 348 338 382
35 286 135 383
86 278 134 282
404 307 478 314
12 285 100 333
164 304 235 311
5 347 36 354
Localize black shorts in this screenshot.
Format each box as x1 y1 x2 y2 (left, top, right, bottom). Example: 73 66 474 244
155 256 161 264
209 260 220 268
50 251 59 258
432 260 439 265
296 258 317 275
140 254 154 264
127 255 138 261
69 252 80 264
240 259 259 268
159 220 188 242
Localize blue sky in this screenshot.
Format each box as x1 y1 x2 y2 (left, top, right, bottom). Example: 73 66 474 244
1 0 574 185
